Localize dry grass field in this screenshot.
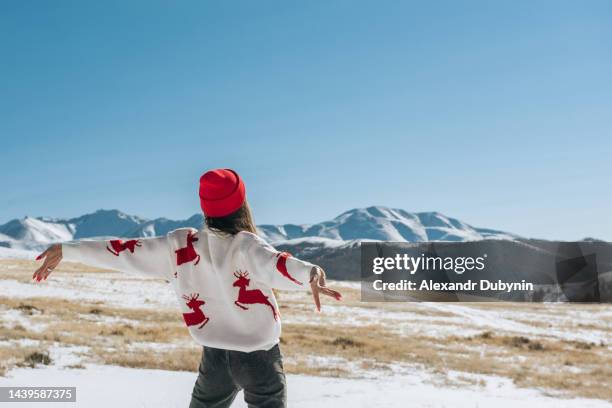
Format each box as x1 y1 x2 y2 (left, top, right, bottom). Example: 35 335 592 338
0 259 610 401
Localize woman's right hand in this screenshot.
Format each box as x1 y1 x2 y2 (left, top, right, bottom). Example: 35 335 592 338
309 266 342 311
33 244 62 282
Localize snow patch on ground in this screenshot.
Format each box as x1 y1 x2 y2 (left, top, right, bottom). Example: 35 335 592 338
0 309 48 332
0 247 37 260
421 303 611 343
47 344 90 368
0 276 177 310
272 236 347 248
0 365 609 408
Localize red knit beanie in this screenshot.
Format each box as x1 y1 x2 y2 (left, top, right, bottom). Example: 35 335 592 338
199 169 246 217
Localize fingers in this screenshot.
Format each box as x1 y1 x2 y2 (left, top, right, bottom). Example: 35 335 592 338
41 263 56 280
319 271 327 287
314 268 341 301
34 264 55 282
310 286 341 312
310 281 321 312
33 260 49 281
32 245 62 282
39 258 59 281
33 262 45 279
320 286 343 301
47 250 62 268
35 248 48 261
308 267 342 311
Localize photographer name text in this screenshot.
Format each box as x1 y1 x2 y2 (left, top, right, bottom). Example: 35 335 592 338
372 279 534 292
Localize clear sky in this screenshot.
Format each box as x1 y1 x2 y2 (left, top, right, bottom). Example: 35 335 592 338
1 1 611 240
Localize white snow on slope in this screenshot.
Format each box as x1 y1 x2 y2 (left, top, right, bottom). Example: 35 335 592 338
7 217 75 243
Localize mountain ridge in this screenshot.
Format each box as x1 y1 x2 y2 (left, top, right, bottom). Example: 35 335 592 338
0 206 517 254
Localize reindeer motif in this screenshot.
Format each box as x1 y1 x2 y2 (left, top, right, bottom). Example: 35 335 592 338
106 239 141 256
175 231 200 266
233 270 278 320
182 293 209 329
275 252 303 285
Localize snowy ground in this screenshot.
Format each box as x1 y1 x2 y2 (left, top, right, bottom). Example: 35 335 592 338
1 364 610 408
1 259 611 407
0 247 37 260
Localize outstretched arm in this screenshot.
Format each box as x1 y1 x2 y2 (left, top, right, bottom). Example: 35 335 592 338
243 233 342 310
34 236 174 281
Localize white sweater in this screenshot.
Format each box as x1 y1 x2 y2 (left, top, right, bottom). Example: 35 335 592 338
62 228 316 352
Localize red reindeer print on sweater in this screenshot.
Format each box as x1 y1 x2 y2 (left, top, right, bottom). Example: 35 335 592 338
233 270 278 320
275 252 303 285
106 240 141 256
175 231 200 266
182 293 209 329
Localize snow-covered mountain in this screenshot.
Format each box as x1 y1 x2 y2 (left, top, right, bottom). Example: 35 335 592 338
0 210 200 253
0 206 516 255
258 207 516 242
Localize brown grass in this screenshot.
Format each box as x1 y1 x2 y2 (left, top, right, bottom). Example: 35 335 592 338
1 295 610 400
0 345 47 375
280 323 612 400
283 361 350 378
95 346 202 372
0 295 193 375
21 351 52 367
0 259 116 284
1 262 611 401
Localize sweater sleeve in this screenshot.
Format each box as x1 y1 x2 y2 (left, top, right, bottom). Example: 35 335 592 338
242 233 316 291
62 235 174 280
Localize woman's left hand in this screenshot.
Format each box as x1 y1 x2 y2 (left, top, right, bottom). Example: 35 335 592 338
33 244 62 282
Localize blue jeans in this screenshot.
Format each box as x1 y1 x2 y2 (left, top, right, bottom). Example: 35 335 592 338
189 344 286 408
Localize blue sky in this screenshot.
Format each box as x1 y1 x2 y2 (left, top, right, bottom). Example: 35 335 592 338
1 1 611 240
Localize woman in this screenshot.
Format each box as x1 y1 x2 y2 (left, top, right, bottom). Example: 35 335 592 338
33 168 342 408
